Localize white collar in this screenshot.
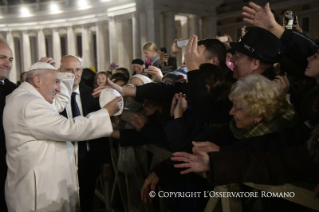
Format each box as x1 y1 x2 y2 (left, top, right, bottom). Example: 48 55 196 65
73 85 80 95
19 82 46 101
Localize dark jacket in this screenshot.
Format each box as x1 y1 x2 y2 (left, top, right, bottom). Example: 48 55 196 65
119 111 169 148
209 144 319 186
136 69 233 124
60 84 110 167
280 29 318 69
153 123 311 189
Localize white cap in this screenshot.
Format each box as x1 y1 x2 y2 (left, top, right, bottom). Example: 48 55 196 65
28 62 57 72
99 88 124 116
129 74 153 84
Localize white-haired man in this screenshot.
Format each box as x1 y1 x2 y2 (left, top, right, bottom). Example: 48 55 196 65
3 62 121 212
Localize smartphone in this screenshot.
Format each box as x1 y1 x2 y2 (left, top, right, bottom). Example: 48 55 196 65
160 47 167 53
177 39 189 47
143 68 149 73
111 63 119 68
285 12 297 29
218 36 228 42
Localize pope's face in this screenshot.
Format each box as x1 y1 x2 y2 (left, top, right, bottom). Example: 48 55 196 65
38 70 61 104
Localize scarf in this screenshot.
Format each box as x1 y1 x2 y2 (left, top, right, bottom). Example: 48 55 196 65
230 104 298 139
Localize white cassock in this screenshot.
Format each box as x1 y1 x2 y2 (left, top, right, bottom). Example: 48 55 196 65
3 74 113 212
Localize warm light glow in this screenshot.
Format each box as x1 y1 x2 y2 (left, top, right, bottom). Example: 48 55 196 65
20 6 31 17
50 3 59 12
78 0 90 10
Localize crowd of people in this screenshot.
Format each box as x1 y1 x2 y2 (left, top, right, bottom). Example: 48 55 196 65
0 1 319 212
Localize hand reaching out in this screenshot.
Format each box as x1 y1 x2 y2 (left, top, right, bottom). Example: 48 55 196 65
171 146 210 174
103 96 122 116
148 66 163 82
184 35 201 71
141 172 159 203
274 74 290 94
171 38 182 57
131 114 147 131
39 57 56 67
192 141 220 153
174 93 187 119
242 2 284 38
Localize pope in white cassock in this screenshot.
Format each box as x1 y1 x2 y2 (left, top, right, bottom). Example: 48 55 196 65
3 62 121 212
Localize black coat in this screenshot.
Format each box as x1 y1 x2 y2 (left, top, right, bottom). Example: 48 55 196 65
60 84 110 167
209 144 319 186
153 123 312 189
60 84 111 211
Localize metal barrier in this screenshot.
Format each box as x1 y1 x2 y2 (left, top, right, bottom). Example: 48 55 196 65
95 143 319 212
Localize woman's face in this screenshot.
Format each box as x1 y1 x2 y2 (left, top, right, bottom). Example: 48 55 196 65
97 74 107 86
226 53 233 62
305 50 319 82
229 102 261 129
143 49 157 59
143 99 160 116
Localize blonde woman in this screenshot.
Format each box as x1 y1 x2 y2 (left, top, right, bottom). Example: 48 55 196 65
143 41 162 68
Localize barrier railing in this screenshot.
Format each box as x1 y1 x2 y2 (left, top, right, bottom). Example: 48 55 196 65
95 142 319 212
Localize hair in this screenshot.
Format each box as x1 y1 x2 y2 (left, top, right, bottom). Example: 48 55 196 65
26 69 51 83
116 67 130 78
110 72 128 85
132 59 144 65
198 38 226 69
229 74 288 121
20 71 28 82
199 63 230 101
93 71 110 87
142 42 158 52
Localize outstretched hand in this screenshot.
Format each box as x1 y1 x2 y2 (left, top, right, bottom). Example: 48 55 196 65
131 114 147 131
103 96 122 116
242 2 284 38
192 141 220 153
171 146 210 174
184 35 201 71
92 78 125 98
141 172 159 203
39 57 56 67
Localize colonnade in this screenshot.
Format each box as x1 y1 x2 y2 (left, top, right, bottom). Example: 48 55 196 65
1 7 217 83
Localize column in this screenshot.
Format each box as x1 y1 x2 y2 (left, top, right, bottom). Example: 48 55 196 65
67 26 76 56
96 21 106 72
188 15 200 36
204 15 217 38
22 31 32 72
81 25 93 68
6 31 17 83
132 12 141 59
108 17 118 64
52 28 62 68
37 29 46 59
165 12 176 50
145 0 161 46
